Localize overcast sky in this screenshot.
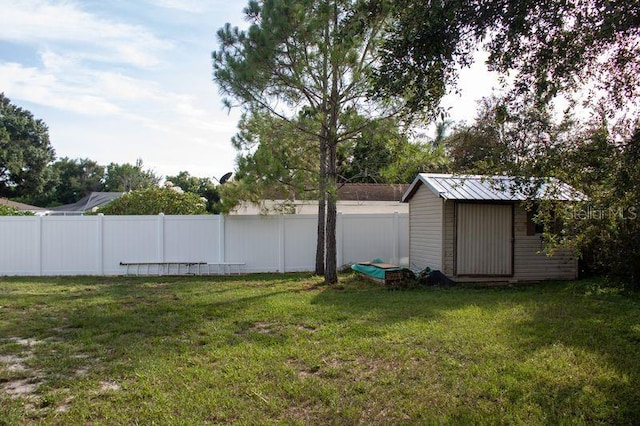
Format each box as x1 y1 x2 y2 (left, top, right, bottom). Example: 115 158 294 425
0 0 499 180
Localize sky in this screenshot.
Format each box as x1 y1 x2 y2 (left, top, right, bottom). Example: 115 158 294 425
0 0 499 181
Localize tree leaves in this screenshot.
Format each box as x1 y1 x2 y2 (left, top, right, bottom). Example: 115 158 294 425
0 93 56 199
0 204 35 216
374 0 640 115
102 159 160 192
212 0 406 282
96 187 207 215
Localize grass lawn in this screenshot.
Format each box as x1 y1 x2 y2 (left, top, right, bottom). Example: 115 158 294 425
1 273 640 424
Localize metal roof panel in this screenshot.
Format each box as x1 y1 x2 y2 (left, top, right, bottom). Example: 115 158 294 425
402 174 582 202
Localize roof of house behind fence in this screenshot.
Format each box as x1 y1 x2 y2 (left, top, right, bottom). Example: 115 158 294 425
265 183 410 202
0 198 46 211
50 192 125 214
337 184 409 201
402 173 581 202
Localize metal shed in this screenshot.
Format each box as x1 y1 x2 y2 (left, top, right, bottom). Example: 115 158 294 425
401 173 580 282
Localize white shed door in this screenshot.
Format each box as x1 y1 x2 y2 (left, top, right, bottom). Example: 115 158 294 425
456 203 512 276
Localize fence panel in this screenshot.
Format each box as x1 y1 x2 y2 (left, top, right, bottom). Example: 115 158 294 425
0 217 40 275
341 213 405 265
0 213 409 276
164 215 221 263
41 216 99 275
102 216 161 275
398 214 410 266
224 216 281 272
283 215 317 272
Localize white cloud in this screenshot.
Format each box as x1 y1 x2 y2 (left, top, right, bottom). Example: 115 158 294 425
0 61 123 116
0 1 253 178
94 72 165 103
0 53 237 138
149 0 209 13
0 0 171 68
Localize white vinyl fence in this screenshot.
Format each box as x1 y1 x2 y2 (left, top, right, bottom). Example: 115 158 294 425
0 213 408 276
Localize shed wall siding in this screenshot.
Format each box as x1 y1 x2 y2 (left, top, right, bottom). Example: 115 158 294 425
409 185 443 270
443 201 455 276
441 202 577 281
513 205 578 280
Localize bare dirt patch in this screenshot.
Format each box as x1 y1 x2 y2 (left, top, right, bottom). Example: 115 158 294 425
0 354 31 372
75 367 89 376
56 403 71 413
9 337 43 347
98 381 121 392
252 322 276 334
0 338 93 418
2 377 44 396
1 337 49 406
286 358 321 379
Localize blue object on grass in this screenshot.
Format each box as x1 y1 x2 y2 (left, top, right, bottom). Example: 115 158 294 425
351 262 404 280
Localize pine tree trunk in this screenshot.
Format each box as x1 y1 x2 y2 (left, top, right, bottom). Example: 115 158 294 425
315 137 327 276
324 140 338 284
323 0 339 285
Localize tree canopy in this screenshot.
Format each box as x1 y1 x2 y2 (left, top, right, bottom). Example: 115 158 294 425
96 187 207 215
372 0 640 114
369 1 639 286
219 110 319 213
0 93 56 200
438 94 640 287
165 171 222 213
102 159 160 192
223 109 422 214
49 157 105 206
0 97 222 212
551 123 640 287
213 0 404 283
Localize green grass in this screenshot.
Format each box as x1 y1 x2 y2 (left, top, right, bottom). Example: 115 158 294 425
1 274 640 424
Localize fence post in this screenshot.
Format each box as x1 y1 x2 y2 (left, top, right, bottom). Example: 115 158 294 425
219 215 225 263
97 214 104 275
337 212 344 269
158 213 165 262
392 211 399 265
36 215 43 276
279 214 285 273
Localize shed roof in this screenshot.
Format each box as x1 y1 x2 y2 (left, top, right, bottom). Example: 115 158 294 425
402 173 581 202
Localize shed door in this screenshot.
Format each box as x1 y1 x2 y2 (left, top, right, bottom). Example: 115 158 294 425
456 203 512 276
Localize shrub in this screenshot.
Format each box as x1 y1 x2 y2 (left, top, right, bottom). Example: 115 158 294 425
0 204 35 216
96 187 207 215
